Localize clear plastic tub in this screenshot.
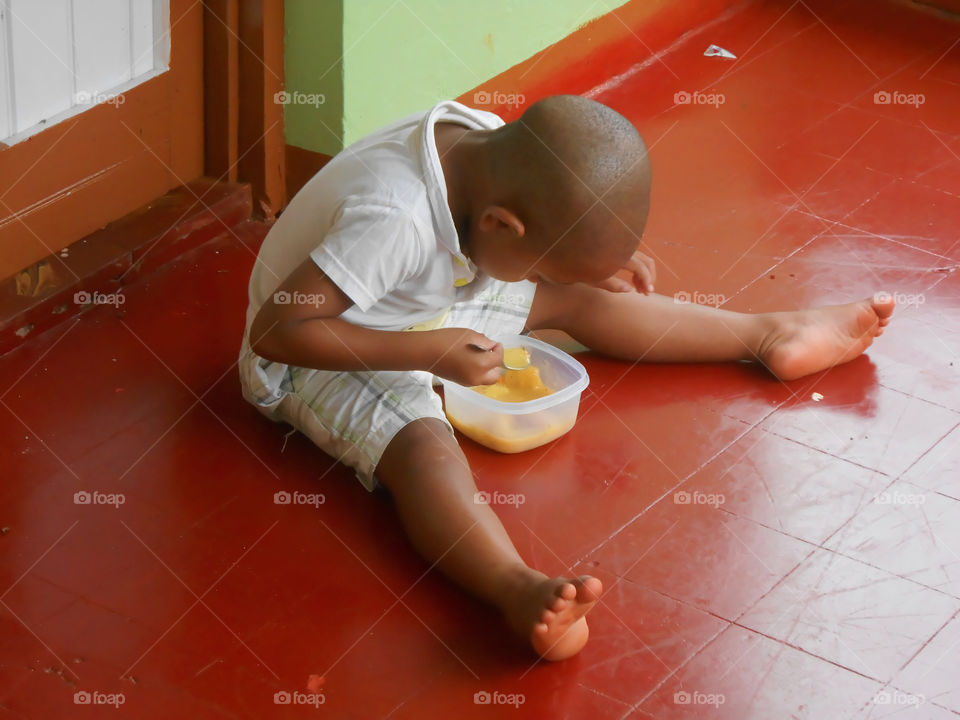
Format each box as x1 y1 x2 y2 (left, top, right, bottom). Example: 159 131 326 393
439 335 590 453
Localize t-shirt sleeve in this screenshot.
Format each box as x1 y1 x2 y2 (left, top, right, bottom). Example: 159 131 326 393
309 202 424 312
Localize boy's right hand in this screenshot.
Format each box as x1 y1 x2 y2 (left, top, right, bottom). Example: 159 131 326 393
428 328 503 386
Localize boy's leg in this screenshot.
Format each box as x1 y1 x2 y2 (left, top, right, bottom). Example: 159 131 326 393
526 284 894 380
375 417 601 661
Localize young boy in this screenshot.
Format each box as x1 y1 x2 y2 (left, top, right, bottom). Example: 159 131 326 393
240 95 894 661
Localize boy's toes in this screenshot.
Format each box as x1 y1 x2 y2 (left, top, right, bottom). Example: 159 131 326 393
870 292 897 315
548 592 571 612
574 575 603 603
523 575 603 661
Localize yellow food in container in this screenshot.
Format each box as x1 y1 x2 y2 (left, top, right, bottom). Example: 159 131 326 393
471 365 553 403
439 337 590 453
502 345 531 369
447 413 578 454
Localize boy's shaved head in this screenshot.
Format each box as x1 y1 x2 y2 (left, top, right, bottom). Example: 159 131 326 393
483 95 650 276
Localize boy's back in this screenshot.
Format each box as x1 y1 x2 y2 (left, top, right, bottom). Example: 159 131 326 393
243 101 504 339
240 100 512 420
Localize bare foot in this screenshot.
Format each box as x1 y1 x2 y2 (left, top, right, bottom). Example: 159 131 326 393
759 294 895 381
502 571 602 661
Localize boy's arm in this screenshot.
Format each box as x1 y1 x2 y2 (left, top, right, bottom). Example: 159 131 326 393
250 258 503 386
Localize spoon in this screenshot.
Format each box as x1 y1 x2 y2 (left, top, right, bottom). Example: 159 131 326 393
468 344 531 370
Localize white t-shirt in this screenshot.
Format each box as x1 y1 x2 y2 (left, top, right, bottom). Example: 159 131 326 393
242 100 505 346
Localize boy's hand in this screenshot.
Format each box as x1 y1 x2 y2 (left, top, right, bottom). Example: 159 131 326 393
591 250 656 294
429 328 503 386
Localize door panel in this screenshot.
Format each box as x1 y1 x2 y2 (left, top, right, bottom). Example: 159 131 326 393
74 0 137 95
8 0 74 132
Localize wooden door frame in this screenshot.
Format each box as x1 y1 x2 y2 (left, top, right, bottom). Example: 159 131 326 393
202 0 286 217
0 0 205 281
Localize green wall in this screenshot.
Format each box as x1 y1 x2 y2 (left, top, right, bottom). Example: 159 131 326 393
283 0 344 154
284 0 624 156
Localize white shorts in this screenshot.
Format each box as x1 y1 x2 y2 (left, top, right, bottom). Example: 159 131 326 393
239 279 537 491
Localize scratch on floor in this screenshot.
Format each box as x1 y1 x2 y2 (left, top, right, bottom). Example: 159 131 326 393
194 657 223 678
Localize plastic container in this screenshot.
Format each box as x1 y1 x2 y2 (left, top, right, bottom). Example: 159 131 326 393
439 335 590 453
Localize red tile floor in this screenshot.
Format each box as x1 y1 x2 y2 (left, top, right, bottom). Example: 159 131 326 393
2 0 959 718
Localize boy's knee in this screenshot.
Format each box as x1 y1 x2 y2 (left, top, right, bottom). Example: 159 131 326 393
527 282 590 332
376 418 465 484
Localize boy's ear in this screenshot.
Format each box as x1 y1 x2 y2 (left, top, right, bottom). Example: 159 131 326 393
479 205 525 238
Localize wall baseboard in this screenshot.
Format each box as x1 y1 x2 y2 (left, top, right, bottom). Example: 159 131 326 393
285 144 334 202
0 179 252 357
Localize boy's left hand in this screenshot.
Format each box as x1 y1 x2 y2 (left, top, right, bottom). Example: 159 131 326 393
590 250 656 294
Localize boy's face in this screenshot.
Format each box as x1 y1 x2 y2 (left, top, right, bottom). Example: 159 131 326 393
476 244 613 286
468 205 645 286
